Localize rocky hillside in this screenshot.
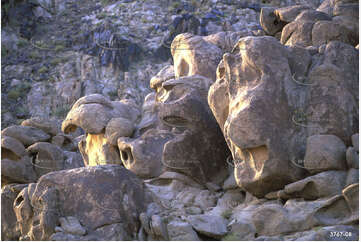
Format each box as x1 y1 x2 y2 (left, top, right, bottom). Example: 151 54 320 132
1 0 359 241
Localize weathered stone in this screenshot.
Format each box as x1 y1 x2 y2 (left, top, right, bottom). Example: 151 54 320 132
13 165 153 240
312 20 356 46
167 220 200 241
118 74 229 185
21 118 59 136
1 136 27 159
304 135 347 173
1 157 37 185
275 5 311 22
171 33 222 81
2 125 50 146
260 7 285 35
351 133 359 152
1 184 27 240
59 216 86 236
188 214 228 239
26 142 65 178
282 170 347 199
346 147 359 169
209 36 358 197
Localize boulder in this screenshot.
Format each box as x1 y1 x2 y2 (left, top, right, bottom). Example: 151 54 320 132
1 157 37 185
282 170 347 199
346 147 359 169
304 135 347 173
62 94 141 166
1 136 27 159
208 36 358 197
167 220 200 241
171 33 222 81
351 133 359 152
1 184 27 240
188 214 228 239
2 125 50 146
21 118 59 136
26 142 65 178
118 74 229 185
59 216 86 236
13 165 153 240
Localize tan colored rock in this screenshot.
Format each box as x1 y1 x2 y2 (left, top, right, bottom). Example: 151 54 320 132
171 33 222 81
208 37 358 197
62 94 141 166
275 5 311 22
260 7 285 35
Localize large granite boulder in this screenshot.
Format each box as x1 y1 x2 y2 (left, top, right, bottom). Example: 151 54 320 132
13 165 153 240
208 36 358 197
62 94 140 166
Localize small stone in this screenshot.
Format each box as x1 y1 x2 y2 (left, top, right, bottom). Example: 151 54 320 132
188 214 228 239
167 220 200 241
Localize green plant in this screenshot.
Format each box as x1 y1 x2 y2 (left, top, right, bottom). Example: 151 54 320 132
222 232 240 241
50 57 64 66
29 51 40 59
55 44 65 52
52 104 70 118
97 12 108 19
7 89 21 100
107 90 118 100
221 209 232 219
17 39 28 48
38 66 48 74
7 82 32 100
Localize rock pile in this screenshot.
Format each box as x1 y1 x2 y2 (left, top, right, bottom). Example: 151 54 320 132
1 0 359 240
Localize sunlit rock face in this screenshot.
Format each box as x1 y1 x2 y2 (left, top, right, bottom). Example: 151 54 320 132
62 94 140 166
118 66 230 185
208 36 358 197
13 165 152 241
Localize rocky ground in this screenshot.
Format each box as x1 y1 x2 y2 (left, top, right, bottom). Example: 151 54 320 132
1 0 359 241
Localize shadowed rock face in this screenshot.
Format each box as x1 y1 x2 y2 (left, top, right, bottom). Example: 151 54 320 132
13 165 152 241
118 70 230 185
260 2 358 47
1 118 84 187
208 36 358 197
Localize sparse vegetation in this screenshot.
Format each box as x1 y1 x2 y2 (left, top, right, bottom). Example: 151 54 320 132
222 232 240 241
55 44 65 52
221 209 233 219
38 66 48 74
7 82 32 100
52 104 71 118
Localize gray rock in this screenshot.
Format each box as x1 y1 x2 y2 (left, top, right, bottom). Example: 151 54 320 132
346 147 359 169
2 125 50 146
351 133 359 152
167 221 200 241
304 135 347 173
59 216 86 236
188 215 228 239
